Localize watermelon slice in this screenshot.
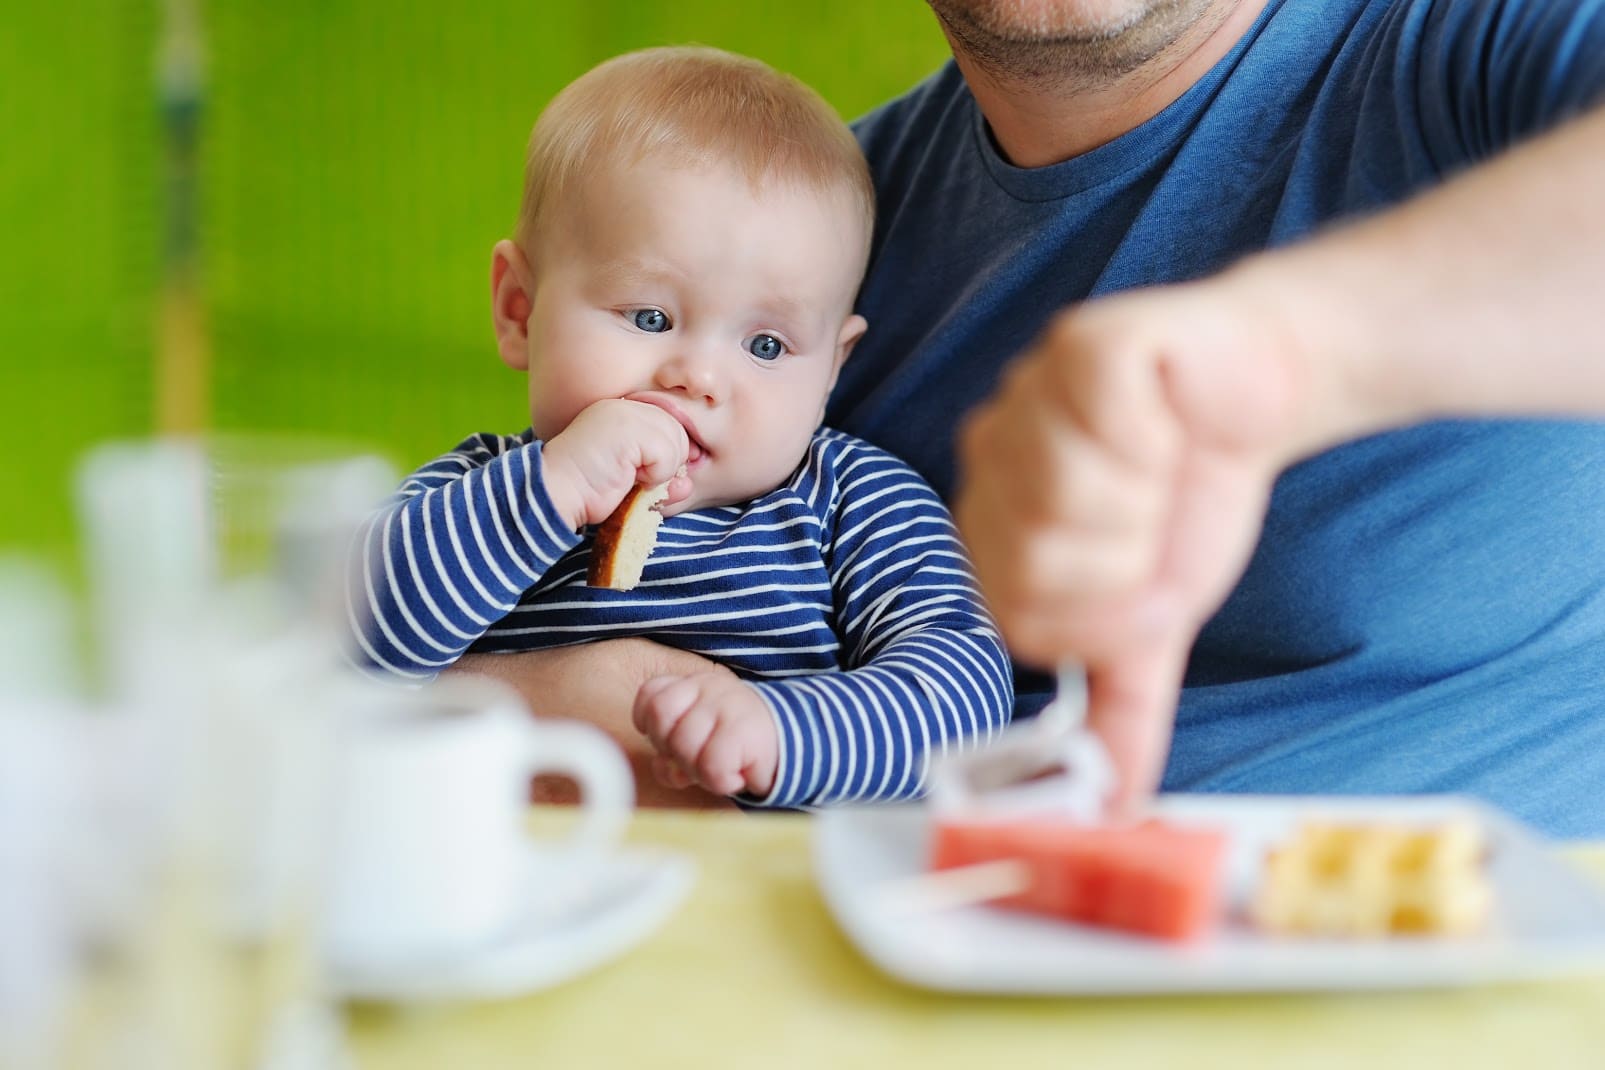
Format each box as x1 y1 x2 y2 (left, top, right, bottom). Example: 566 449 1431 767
931 818 1229 942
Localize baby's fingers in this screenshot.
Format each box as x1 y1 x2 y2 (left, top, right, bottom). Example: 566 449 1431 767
695 728 751 796
665 705 718 770
651 754 694 790
632 674 698 745
631 407 691 489
661 468 693 506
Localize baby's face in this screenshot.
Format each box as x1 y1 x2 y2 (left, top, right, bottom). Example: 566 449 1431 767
522 159 867 513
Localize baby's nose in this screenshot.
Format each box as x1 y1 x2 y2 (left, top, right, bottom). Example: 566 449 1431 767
657 342 725 402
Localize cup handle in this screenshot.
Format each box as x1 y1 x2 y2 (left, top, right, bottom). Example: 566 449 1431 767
521 719 634 862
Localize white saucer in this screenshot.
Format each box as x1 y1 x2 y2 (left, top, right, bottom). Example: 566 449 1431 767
327 847 696 1003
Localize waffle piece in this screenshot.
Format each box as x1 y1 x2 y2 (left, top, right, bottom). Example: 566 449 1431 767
1252 820 1492 938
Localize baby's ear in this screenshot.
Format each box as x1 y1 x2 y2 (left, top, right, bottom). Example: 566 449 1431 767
490 240 536 371
820 314 868 424
830 314 868 389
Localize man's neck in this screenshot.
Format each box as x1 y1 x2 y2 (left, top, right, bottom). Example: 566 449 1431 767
943 0 1270 167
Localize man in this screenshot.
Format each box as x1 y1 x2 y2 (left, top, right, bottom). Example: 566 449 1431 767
460 0 1605 835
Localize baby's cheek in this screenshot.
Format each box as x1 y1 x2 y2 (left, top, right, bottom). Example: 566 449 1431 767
733 437 806 500
528 394 582 441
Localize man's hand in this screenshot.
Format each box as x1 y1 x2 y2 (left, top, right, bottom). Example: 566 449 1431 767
632 672 779 798
541 398 694 531
955 279 1325 809
958 107 1605 811
447 641 740 809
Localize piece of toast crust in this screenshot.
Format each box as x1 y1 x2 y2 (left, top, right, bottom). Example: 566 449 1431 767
586 481 671 591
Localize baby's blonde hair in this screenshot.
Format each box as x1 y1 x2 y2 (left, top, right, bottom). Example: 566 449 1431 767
516 46 874 263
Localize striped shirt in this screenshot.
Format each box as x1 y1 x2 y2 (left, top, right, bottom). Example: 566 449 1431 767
349 427 1013 807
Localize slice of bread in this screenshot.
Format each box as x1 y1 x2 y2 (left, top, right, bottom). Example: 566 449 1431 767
586 481 671 591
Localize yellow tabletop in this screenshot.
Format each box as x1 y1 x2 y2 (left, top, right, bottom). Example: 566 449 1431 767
347 811 1605 1070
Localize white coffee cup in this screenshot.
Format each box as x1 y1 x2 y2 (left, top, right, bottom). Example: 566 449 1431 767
322 675 632 972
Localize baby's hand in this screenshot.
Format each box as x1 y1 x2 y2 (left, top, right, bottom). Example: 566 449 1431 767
541 399 693 530
632 672 779 798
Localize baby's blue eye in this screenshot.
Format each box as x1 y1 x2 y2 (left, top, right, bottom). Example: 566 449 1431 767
747 334 785 361
632 309 669 333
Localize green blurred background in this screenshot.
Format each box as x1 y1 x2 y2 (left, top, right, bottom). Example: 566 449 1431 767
2 1 950 578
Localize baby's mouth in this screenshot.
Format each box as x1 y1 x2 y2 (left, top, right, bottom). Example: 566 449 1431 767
687 439 706 464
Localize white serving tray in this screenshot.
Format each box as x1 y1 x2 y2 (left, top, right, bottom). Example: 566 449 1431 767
814 795 1605 995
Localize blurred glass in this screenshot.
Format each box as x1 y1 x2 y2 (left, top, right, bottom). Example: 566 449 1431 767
62 434 393 1070
0 565 84 1070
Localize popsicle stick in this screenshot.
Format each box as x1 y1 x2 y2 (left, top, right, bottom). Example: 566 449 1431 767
871 859 1032 914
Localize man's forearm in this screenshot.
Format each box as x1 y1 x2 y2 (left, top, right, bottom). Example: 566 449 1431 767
448 641 739 810
451 643 657 748
1228 104 1605 458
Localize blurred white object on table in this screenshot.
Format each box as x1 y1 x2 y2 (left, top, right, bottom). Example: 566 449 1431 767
927 662 1114 822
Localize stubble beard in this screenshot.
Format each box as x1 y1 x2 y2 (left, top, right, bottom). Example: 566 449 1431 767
925 0 1225 92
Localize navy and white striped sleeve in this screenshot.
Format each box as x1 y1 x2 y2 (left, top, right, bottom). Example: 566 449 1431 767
747 442 1013 807
345 433 582 679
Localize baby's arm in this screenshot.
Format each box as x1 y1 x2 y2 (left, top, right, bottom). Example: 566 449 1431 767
350 401 691 679
632 442 1013 805
346 433 584 679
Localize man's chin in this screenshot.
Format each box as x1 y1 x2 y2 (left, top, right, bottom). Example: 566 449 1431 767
929 0 1162 42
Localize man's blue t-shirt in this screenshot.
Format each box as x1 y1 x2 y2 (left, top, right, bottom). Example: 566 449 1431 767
841 0 1605 837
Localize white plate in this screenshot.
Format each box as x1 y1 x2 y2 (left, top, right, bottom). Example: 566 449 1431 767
329 847 695 1003
814 795 1605 995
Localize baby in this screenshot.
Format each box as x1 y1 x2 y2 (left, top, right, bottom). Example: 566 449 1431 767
349 46 1012 807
